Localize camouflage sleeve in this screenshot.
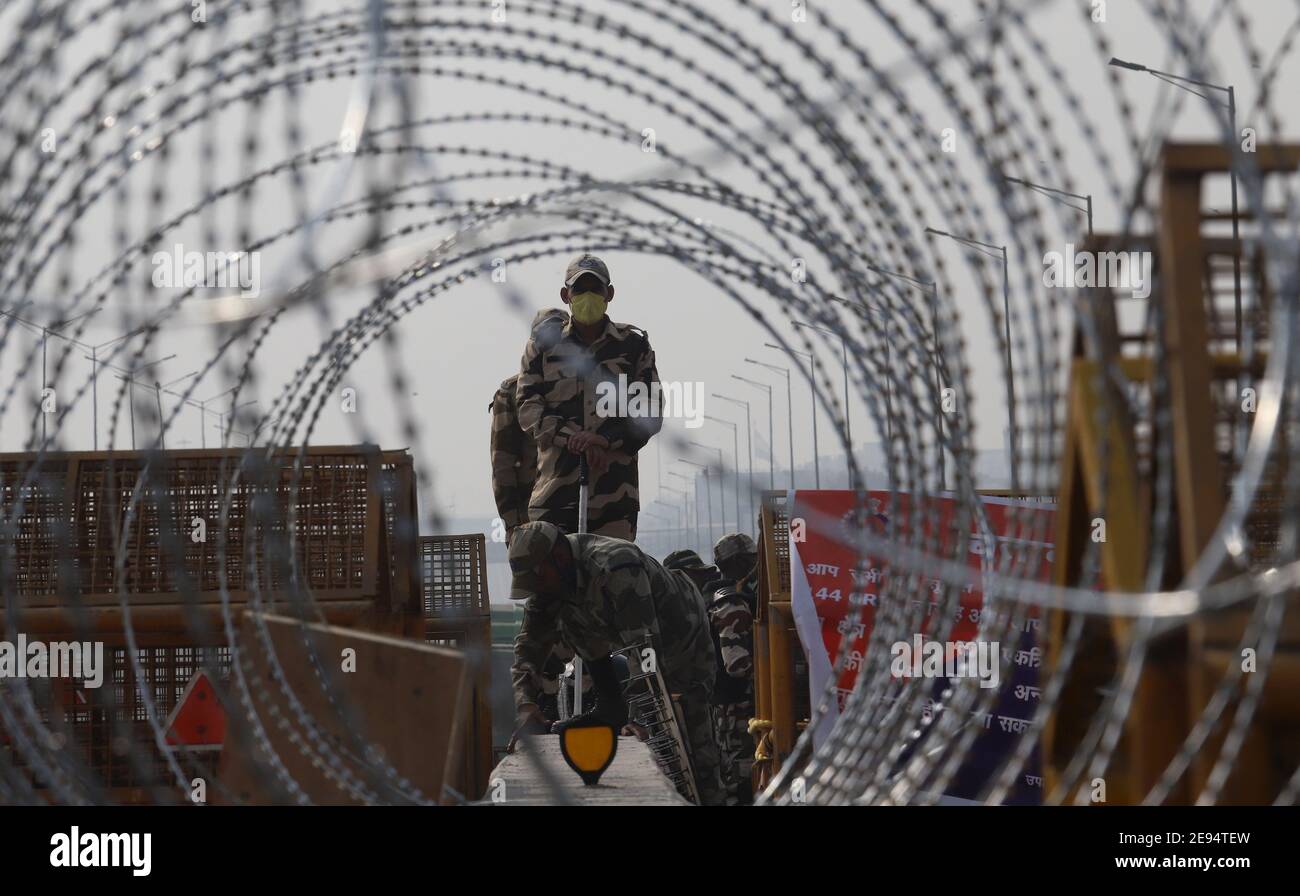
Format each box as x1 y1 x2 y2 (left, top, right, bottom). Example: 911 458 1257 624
516 337 579 451
511 599 560 709
489 387 532 531
710 597 754 679
600 562 661 652
597 335 662 453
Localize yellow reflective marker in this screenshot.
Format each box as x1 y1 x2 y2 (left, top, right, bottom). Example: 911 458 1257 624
559 724 618 785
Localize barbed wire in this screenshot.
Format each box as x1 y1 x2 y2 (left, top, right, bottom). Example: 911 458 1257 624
0 0 1295 806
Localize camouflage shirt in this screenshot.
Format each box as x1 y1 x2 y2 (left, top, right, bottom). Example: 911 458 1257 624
707 589 755 705
511 534 714 709
489 374 537 533
515 316 662 531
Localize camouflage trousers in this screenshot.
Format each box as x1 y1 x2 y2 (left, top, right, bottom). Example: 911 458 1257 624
531 506 636 541
678 688 725 807
714 701 755 806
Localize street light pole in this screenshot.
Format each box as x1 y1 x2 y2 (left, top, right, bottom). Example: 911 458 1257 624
1003 175 1094 237
153 372 199 451
793 321 851 488
83 322 152 450
669 471 698 551
768 343 822 488
36 308 100 442
197 387 238 449
732 375 775 491
689 441 727 534
1108 56 1241 353
704 417 741 536
105 354 176 450
924 227 1019 487
746 359 797 489
661 485 689 548
830 297 893 448
864 264 946 491
713 394 755 536
679 458 713 546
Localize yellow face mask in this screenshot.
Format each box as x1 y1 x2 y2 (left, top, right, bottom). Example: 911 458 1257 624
569 291 608 325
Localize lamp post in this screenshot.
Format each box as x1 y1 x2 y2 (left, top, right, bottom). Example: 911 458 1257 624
105 354 177 449
767 343 822 488
689 441 726 534
924 227 1019 487
705 414 743 537
712 393 755 536
864 263 946 491
1108 56 1241 353
80 323 153 450
221 400 258 446
40 308 100 441
732 374 775 490
678 458 713 546
793 320 851 487
746 358 796 488
152 371 199 451
196 387 238 449
668 470 699 550
1003 175 1093 237
660 486 689 547
829 297 892 447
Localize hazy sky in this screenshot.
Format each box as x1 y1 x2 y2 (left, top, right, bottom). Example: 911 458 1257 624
4 0 1294 540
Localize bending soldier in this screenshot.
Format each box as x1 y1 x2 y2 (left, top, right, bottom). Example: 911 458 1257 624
509 521 725 805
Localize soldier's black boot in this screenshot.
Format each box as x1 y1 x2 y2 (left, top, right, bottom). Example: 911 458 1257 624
554 655 627 731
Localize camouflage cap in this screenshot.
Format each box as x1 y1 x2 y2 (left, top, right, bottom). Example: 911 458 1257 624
713 532 757 564
564 253 610 287
531 306 568 329
508 521 563 600
663 549 709 570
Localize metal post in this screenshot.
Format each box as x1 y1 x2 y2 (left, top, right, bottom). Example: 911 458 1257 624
154 383 166 450
841 336 851 487
128 381 136 450
729 426 740 536
1228 85 1242 355
931 285 945 492
742 403 754 534
91 346 98 451
574 456 589 716
1002 248 1018 488
41 328 48 442
703 469 713 544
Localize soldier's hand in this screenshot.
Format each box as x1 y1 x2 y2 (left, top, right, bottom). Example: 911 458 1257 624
506 703 551 753
584 445 611 475
568 431 609 453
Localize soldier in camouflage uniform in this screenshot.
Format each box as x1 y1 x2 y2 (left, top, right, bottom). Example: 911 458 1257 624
709 533 759 805
490 308 569 542
515 254 661 540
662 549 721 594
509 521 725 805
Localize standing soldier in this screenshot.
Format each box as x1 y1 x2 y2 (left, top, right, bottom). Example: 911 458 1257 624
515 254 661 540
709 533 759 805
490 308 568 543
509 521 725 805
